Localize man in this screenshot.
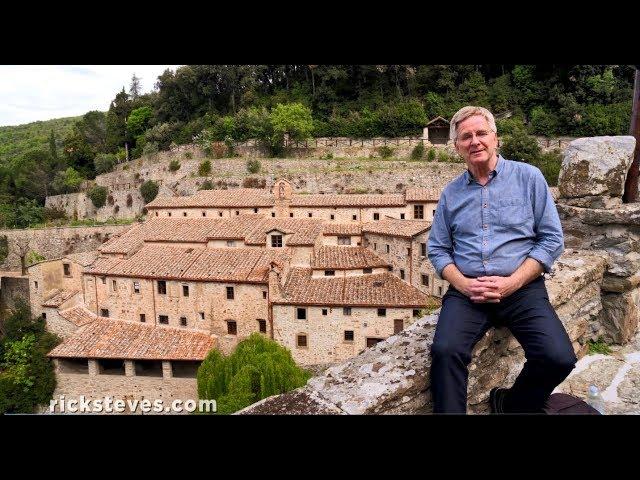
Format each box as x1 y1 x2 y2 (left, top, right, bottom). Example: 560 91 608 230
427 106 576 414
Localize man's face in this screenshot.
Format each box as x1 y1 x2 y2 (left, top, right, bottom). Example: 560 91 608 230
454 115 498 169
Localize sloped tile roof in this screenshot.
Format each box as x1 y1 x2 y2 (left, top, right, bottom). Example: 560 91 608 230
42 289 80 308
146 188 275 208
405 188 442 202
362 219 431 238
289 193 405 207
275 268 428 308
322 223 362 236
312 246 388 270
48 318 216 361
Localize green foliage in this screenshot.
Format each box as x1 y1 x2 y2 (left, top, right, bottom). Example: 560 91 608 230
199 180 214 190
87 185 108 208
185 151 193 159
142 141 159 157
198 160 211 176
378 146 394 158
247 159 261 174
427 147 437 161
51 167 85 194
0 300 61 414
140 180 159 204
168 159 181 172
197 333 311 414
0 235 7 263
25 250 46 265
411 142 425 160
0 116 77 164
500 128 542 163
94 153 118 175
587 337 612 355
126 106 153 138
270 102 314 152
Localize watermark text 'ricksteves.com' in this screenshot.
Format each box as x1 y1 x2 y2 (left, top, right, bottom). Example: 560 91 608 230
49 396 217 414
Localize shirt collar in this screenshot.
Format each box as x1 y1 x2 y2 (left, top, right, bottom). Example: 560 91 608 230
465 155 504 184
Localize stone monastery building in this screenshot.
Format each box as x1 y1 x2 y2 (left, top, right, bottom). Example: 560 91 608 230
34 180 445 395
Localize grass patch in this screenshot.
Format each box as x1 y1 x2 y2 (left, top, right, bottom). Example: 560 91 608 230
587 337 612 355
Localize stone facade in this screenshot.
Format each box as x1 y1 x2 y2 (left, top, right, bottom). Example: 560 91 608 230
0 224 132 271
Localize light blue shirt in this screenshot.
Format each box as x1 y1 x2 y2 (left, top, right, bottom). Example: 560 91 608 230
428 155 563 278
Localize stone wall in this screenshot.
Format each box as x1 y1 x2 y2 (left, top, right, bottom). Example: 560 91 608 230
239 250 608 414
0 274 29 323
0 224 134 270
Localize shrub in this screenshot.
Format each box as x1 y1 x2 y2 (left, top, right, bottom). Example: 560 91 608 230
87 185 108 209
247 159 261 174
94 153 118 175
142 141 159 157
140 180 159 204
427 147 437 161
169 159 181 172
196 333 311 414
411 143 425 160
500 128 542 163
587 337 612 355
198 160 212 176
43 207 67 222
378 146 394 158
185 151 193 160
199 180 214 191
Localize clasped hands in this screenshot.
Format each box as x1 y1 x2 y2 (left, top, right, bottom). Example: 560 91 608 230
461 275 522 303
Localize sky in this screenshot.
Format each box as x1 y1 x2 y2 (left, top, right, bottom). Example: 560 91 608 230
0 65 181 127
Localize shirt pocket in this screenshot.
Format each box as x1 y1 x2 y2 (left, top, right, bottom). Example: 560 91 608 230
498 197 527 227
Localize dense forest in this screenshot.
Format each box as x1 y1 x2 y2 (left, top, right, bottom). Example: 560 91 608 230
0 64 636 229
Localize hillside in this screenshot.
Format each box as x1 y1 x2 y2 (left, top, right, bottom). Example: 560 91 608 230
0 116 80 162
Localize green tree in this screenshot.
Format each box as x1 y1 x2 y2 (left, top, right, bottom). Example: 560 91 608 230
197 333 311 414
271 102 314 141
51 167 84 194
94 153 118 175
126 106 153 139
129 73 142 100
198 160 212 176
500 128 542 163
105 89 132 153
87 185 108 208
0 235 7 263
140 180 159 203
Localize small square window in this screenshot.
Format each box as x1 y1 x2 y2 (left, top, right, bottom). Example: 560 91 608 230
42 312 46 320
219 212 223 217
226 240 236 247
180 317 187 326
352 214 357 221
183 212 187 217
133 281 140 294
373 213 379 221
422 275 429 286
254 208 258 213
296 308 307 320
338 236 351 245
324 270 335 276
263 291 267 299
322 308 328 316
400 269 405 280
34 281 38 290
344 330 354 342
330 214 335 220
421 243 427 257
101 309 109 317
168 212 172 217
202 211 206 217
199 312 205 320
297 334 307 347
155 212 159 216
289 212 294 218
159 315 169 324
343 307 352 316
140 314 146 322
235 210 239 216
386 245 390 253
227 321 237 335
413 309 421 317
63 263 71 276
400 213 405 219
308 212 313 217
363 268 372 274
414 205 424 220
271 235 283 248
226 286 234 300
373 243 377 250
101 277 106 285
258 319 267 333
112 280 117 291
157 280 167 295
377 308 386 317
271 212 276 217
182 285 189 297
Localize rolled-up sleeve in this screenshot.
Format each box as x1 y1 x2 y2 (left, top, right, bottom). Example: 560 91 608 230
428 191 455 278
527 169 564 272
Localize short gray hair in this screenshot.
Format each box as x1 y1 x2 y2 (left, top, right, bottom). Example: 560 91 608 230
449 106 497 142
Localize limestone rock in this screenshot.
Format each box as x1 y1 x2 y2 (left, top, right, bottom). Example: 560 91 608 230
618 364 640 405
558 136 635 198
601 289 640 344
557 357 625 398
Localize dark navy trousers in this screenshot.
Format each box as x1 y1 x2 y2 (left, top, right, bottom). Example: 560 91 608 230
430 276 577 413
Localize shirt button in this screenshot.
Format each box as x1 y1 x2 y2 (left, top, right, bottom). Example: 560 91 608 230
483 204 487 208
483 224 488 229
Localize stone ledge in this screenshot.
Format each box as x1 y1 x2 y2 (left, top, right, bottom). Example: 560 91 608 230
240 250 607 415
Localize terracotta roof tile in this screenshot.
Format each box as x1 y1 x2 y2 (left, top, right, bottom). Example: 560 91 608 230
312 246 388 270
58 305 101 327
42 289 80 308
48 318 216 360
322 223 362 236
405 187 442 202
244 218 324 246
289 193 405 207
146 188 275 209
62 251 100 267
362 219 431 238
276 268 428 307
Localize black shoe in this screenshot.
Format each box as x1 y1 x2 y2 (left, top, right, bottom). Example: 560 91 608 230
489 387 507 414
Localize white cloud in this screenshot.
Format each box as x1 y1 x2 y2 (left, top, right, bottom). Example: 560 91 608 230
0 65 181 127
